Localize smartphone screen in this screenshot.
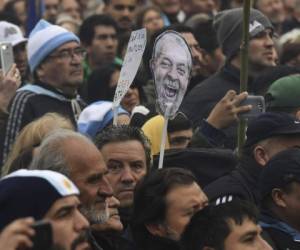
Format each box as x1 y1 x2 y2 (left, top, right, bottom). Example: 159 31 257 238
0 42 14 76
31 221 53 250
239 95 265 119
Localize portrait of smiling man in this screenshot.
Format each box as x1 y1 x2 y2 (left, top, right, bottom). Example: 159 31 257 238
151 30 192 117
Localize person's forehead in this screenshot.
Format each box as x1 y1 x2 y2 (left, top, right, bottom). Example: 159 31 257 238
257 0 282 7
52 41 80 52
226 217 259 238
44 0 59 5
110 0 137 6
13 41 27 50
166 182 201 204
180 32 198 45
94 25 117 34
67 140 107 172
101 140 146 160
153 0 180 5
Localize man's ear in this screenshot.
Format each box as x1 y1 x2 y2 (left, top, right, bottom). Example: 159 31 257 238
145 223 166 237
85 44 92 55
253 145 269 166
272 188 287 208
35 64 45 80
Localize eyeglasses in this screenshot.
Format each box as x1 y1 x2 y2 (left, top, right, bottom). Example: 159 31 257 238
47 47 87 61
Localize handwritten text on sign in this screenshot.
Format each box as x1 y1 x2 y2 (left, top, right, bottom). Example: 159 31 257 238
113 28 147 106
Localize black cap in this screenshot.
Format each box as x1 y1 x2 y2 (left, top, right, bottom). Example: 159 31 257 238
245 112 300 147
260 148 300 198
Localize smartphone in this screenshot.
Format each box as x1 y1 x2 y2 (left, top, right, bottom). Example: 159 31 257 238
31 221 53 250
239 95 265 119
0 42 14 76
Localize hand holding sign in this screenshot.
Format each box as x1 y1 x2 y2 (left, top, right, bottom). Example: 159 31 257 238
113 28 147 125
150 31 192 168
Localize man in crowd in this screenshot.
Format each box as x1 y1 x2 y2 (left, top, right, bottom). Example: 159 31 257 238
43 0 60 24
30 129 125 250
183 0 219 18
181 8 277 148
2 19 86 163
79 14 119 84
131 168 208 250
151 0 184 25
95 125 151 227
103 0 137 33
0 169 90 250
30 129 114 226
204 112 300 205
170 24 210 91
254 0 286 34
182 199 272 250
61 0 82 23
260 148 300 249
0 21 28 83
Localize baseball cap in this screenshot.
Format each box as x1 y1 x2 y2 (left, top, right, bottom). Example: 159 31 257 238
265 74 300 108
245 112 300 147
0 21 27 46
260 147 300 198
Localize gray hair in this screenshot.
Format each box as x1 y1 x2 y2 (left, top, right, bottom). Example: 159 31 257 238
30 129 93 176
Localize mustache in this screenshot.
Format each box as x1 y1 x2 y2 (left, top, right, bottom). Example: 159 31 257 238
120 17 131 22
119 182 135 189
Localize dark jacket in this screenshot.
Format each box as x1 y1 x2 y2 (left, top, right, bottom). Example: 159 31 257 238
260 212 300 250
180 63 253 149
138 235 181 250
204 155 262 205
90 231 134 250
1 82 85 164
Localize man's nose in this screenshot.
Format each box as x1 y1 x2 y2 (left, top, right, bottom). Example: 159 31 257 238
98 176 113 198
71 53 82 64
122 7 131 17
75 210 90 231
108 196 120 208
120 167 135 183
265 35 274 47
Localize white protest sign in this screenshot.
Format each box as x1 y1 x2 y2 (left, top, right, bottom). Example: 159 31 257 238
150 31 192 119
113 28 147 125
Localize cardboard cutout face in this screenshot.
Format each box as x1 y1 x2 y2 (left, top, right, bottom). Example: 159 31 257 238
151 31 192 118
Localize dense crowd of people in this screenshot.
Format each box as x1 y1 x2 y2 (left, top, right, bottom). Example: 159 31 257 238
0 0 300 249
